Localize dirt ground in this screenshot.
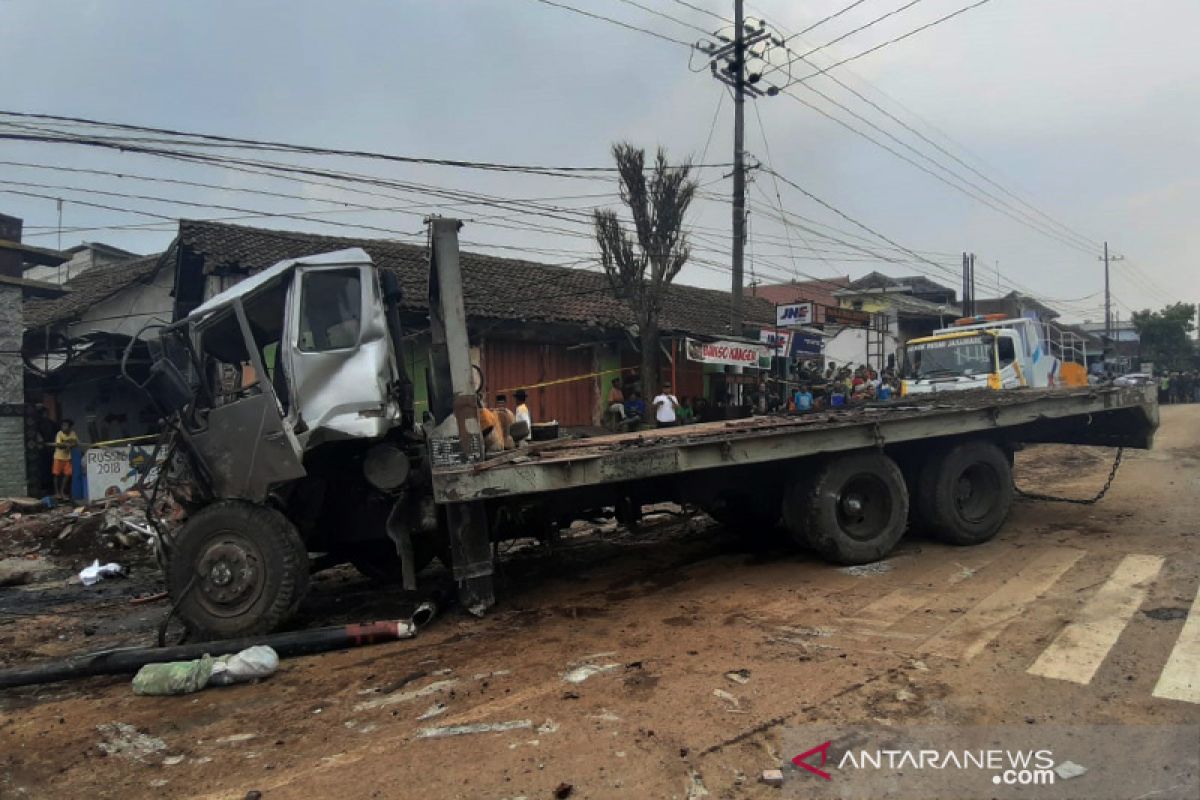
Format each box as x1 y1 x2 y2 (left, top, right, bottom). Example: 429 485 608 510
2 406 1198 799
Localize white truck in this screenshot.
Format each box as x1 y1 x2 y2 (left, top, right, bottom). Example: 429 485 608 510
901 315 1089 396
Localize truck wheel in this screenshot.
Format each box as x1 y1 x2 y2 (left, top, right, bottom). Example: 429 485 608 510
167 500 310 639
348 538 436 584
783 452 909 565
916 440 1012 545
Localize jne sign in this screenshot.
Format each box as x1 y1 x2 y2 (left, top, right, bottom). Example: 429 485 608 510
776 302 814 327
685 338 769 367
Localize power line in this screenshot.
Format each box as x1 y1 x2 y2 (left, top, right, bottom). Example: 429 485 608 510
789 0 873 39
784 0 995 87
527 0 695 48
666 0 728 24
771 0 930 77
613 0 712 36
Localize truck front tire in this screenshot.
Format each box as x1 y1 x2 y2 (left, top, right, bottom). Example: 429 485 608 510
167 500 310 639
783 452 909 565
915 440 1013 545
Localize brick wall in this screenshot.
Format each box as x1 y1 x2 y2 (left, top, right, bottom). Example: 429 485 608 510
0 285 26 496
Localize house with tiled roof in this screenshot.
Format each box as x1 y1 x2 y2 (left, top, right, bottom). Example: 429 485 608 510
26 219 778 431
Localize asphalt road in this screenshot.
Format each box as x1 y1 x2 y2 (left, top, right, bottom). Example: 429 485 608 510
2 405 1198 799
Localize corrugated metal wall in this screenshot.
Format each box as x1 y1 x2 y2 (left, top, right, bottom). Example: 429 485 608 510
481 339 596 427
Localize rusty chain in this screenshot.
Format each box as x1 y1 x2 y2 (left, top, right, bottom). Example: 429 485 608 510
1012 447 1124 505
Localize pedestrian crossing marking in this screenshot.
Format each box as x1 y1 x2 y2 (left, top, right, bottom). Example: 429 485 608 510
921 547 1085 661
1027 554 1163 684
1153 580 1200 703
844 555 998 631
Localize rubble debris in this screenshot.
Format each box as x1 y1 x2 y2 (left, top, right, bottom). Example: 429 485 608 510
1054 761 1088 780
562 663 620 684
417 702 448 720
95 722 168 763
712 688 740 709
354 678 457 712
686 769 710 799
79 559 125 586
839 562 893 577
415 719 533 739
760 769 784 787
724 669 751 685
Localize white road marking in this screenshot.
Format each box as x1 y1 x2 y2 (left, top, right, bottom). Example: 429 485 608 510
1027 554 1163 684
921 547 1085 661
845 556 996 631
1153 581 1200 703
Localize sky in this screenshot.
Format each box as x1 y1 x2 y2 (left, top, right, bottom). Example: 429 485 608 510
1 0 1197 323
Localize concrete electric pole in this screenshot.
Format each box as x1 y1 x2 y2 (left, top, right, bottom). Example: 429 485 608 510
1099 241 1124 342
700 5 780 335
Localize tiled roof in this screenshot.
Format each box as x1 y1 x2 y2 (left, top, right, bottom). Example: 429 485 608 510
23 251 167 329
845 271 954 296
753 276 849 309
177 220 775 338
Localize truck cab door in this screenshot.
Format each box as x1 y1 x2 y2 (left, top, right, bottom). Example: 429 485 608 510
283 263 398 447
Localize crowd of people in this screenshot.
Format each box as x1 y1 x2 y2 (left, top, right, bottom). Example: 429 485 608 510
1158 371 1200 405
778 360 903 413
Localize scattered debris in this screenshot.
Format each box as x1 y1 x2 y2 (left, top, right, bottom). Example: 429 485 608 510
839 562 893 577
895 688 916 702
712 688 740 709
354 678 458 712
417 703 448 721
216 733 258 745
416 719 533 739
562 663 620 684
686 769 709 799
760 769 784 787
79 559 125 586
553 782 574 799
724 669 751 685
1054 760 1088 780
96 722 168 763
908 659 929 672
537 719 560 734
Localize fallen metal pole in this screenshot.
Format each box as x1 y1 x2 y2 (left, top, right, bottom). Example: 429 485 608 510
0 602 436 691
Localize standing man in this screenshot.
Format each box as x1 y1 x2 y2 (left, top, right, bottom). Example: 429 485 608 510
51 418 79 501
514 389 533 428
652 383 680 429
607 377 626 425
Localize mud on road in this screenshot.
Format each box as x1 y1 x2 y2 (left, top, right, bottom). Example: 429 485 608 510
3 407 1199 799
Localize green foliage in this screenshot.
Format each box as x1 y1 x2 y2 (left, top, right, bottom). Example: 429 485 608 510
1131 303 1197 370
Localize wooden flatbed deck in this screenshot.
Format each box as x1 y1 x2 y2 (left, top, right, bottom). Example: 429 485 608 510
432 386 1158 503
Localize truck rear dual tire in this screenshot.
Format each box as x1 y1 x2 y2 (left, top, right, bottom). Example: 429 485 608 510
783 452 909 565
914 440 1013 546
166 500 310 640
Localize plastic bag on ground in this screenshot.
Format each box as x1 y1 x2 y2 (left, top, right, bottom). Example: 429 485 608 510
79 560 125 586
132 654 214 696
209 646 279 686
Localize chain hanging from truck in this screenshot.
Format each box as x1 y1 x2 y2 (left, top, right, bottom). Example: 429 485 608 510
1012 448 1124 505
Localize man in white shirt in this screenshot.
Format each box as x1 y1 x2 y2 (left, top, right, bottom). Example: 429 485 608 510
652 383 680 429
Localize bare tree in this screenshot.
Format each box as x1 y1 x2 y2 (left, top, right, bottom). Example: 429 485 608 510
594 143 697 397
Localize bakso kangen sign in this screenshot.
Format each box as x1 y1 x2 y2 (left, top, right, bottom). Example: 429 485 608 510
685 338 770 367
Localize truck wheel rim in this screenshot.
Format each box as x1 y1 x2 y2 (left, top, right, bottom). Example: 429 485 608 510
836 474 893 541
196 532 264 618
954 464 1000 523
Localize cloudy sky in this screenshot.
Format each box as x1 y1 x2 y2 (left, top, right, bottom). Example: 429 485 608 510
2 0 1196 322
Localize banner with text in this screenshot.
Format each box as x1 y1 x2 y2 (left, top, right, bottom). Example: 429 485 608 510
776 302 814 327
685 338 770 368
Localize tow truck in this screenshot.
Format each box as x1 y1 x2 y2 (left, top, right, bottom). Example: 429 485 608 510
901 314 1089 395
129 220 1157 638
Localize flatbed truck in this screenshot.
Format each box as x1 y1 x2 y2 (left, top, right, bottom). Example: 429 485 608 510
133 219 1159 637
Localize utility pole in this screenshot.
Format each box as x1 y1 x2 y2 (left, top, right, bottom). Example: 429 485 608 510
701 4 778 335
1099 241 1124 343
730 0 747 336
